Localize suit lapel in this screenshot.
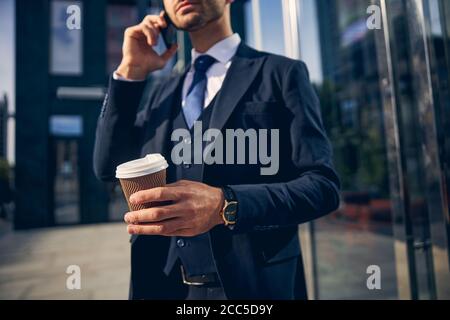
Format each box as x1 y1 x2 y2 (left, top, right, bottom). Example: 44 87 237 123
209 44 264 131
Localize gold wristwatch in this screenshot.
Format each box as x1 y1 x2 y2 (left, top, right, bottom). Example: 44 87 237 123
220 186 238 229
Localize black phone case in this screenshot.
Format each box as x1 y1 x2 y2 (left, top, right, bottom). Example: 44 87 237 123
161 13 177 48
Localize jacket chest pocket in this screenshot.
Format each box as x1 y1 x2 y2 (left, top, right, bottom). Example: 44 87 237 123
242 101 279 114
240 101 280 129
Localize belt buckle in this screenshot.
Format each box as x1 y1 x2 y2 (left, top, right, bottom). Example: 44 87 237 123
180 265 205 286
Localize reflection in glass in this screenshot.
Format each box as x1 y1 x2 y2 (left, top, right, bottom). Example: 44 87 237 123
427 0 450 263
301 0 397 299
244 0 256 48
257 0 285 55
384 0 450 299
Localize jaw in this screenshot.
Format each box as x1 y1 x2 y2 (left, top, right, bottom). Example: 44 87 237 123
174 11 205 31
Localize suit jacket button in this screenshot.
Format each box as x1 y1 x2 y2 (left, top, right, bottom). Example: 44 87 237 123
183 162 192 169
176 239 185 247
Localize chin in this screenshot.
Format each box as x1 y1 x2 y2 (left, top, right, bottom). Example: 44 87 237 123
176 12 204 31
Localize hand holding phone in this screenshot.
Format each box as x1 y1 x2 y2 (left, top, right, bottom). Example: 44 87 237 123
116 11 178 80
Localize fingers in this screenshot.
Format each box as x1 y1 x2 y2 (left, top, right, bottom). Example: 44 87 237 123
141 14 167 45
130 187 180 205
158 11 168 28
124 23 156 47
124 25 146 41
140 21 159 46
124 205 180 224
127 218 187 236
145 12 167 29
125 14 168 46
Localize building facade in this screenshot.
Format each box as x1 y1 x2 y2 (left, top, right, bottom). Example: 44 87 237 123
14 0 247 228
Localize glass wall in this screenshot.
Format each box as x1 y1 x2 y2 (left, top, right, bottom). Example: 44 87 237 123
302 0 397 299
244 0 450 299
380 0 450 299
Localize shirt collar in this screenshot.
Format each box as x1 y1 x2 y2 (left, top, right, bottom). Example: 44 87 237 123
191 33 241 65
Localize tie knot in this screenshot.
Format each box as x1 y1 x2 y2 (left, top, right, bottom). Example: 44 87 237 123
194 55 217 73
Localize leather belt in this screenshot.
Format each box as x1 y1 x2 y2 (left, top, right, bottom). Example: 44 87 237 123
180 265 220 286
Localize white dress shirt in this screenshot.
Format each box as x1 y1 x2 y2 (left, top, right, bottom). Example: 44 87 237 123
113 33 242 109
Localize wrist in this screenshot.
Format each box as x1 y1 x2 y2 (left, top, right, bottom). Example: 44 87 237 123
116 63 149 81
215 188 226 226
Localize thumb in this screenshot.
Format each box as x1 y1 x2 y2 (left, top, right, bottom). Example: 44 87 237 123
160 44 178 63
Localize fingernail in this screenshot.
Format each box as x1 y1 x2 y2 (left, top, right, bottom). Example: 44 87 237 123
124 213 130 223
128 226 135 234
129 196 136 204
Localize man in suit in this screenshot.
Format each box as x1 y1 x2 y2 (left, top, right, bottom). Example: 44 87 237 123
94 0 340 300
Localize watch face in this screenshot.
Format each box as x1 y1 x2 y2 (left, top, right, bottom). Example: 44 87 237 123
224 201 238 224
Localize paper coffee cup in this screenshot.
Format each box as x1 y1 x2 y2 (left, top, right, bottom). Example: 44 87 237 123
116 154 169 211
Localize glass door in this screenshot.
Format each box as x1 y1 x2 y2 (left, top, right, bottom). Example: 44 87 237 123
249 0 403 299
303 0 399 300
376 0 450 299
244 0 450 300
430 0 450 265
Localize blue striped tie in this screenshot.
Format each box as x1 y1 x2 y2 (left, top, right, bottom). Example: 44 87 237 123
183 55 217 129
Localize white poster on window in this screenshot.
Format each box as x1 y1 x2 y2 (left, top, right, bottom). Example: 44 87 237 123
50 1 83 75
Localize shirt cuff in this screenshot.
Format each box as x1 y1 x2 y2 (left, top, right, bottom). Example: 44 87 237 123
112 71 146 82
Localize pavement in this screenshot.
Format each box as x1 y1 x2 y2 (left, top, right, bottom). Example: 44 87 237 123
0 222 130 300
2 217 442 300
313 218 398 299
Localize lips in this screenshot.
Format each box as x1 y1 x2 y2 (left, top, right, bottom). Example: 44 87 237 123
176 1 197 14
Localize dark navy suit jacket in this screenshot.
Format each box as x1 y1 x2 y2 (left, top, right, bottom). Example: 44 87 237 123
93 43 341 300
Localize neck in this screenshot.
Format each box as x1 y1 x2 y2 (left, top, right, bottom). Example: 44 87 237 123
189 14 233 53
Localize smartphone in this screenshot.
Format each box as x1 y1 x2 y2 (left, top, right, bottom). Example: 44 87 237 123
161 12 177 48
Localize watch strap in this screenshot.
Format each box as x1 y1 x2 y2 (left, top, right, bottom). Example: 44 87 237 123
222 185 236 202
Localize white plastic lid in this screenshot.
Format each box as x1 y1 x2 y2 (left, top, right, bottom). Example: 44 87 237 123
115 154 168 179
